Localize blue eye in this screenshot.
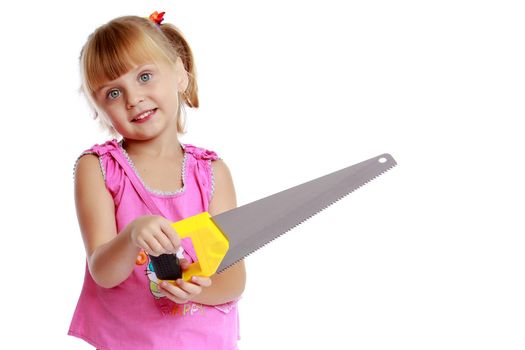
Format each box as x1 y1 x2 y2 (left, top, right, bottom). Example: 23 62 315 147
107 89 120 100
139 73 152 83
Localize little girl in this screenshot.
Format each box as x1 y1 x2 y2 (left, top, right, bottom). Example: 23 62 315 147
68 12 245 350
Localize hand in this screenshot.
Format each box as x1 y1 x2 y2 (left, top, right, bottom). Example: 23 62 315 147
158 274 212 304
129 215 180 256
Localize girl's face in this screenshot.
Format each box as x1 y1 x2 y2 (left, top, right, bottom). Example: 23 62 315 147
93 57 188 140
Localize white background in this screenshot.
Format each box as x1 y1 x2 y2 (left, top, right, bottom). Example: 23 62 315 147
1 0 524 349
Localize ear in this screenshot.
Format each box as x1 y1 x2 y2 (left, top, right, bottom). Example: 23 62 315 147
174 56 189 93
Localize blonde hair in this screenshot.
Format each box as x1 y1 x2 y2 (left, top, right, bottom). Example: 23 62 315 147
79 15 198 136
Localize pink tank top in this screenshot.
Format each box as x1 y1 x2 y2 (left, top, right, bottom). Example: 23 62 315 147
69 140 240 350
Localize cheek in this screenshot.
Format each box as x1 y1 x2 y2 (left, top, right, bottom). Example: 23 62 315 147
156 83 180 103
159 94 180 115
102 107 126 127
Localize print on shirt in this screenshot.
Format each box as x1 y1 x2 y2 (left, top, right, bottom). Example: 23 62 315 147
170 302 206 316
145 260 164 299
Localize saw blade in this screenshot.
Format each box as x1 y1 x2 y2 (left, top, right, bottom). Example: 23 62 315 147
212 153 396 273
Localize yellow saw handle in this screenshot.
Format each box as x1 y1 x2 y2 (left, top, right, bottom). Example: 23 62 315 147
171 212 229 281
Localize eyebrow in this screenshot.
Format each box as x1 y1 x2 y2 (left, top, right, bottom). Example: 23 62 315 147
96 84 110 93
96 64 156 93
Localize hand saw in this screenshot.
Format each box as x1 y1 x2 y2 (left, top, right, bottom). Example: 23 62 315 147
150 153 396 281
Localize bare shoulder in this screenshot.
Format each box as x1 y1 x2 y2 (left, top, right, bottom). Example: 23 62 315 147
75 153 103 181
211 159 232 182
209 159 237 216
74 153 117 257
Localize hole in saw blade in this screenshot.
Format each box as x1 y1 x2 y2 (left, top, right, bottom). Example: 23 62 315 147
378 157 388 164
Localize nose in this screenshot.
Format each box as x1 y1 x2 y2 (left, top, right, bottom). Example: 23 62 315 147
126 89 144 109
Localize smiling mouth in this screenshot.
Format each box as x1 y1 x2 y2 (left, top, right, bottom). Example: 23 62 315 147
132 108 157 122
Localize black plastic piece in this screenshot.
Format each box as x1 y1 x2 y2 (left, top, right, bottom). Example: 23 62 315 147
149 254 182 280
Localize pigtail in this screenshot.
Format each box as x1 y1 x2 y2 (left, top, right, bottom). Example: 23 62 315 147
160 24 199 109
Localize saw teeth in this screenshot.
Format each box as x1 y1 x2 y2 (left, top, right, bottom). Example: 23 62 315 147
217 158 397 273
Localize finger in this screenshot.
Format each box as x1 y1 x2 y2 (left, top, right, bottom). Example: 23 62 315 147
175 278 202 296
142 236 166 256
137 238 156 256
152 230 177 254
158 285 186 304
179 259 191 270
159 280 191 301
190 276 212 288
160 220 181 250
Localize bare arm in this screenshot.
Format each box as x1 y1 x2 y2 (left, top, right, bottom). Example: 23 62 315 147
190 159 246 305
74 154 139 288
75 155 180 288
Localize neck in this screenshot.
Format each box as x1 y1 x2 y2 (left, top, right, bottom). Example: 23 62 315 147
122 134 183 158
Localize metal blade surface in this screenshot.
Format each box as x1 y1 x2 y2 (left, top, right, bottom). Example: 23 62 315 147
213 153 397 273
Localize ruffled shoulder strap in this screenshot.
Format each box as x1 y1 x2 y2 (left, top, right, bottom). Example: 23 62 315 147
86 139 120 157
74 139 120 181
182 144 219 161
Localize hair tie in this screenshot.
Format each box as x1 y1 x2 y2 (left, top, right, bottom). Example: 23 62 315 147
149 11 165 26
